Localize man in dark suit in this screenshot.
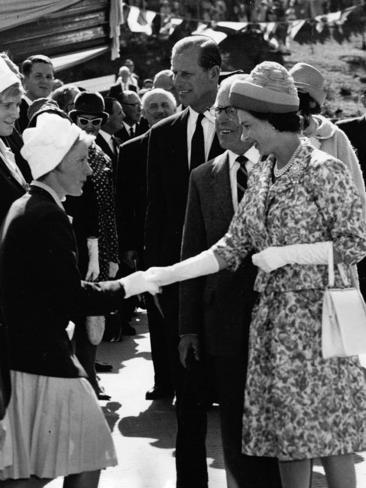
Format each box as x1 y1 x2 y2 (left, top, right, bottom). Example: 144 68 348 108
336 93 366 296
16 54 54 133
115 90 148 143
96 97 124 180
178 75 282 488
144 36 224 487
116 88 177 397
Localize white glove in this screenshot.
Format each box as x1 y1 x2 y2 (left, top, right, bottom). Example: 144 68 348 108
252 242 331 273
85 237 100 281
145 250 220 287
108 261 119 278
120 271 161 298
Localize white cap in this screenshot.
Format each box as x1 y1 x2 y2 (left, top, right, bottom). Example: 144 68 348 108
21 113 91 180
0 57 20 93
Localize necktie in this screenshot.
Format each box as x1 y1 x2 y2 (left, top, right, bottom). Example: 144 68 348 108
111 136 119 157
190 113 205 171
129 127 135 138
236 155 248 203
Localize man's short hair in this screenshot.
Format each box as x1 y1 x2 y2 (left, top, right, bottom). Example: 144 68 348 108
171 36 221 70
21 54 54 77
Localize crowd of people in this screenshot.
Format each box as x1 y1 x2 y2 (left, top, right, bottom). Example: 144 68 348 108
0 34 366 488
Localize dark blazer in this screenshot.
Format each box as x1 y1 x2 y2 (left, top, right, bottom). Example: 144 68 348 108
179 151 257 356
145 108 223 267
14 98 30 134
0 186 125 378
1 129 33 183
116 131 149 255
115 118 149 144
336 114 366 174
0 151 27 225
336 114 366 289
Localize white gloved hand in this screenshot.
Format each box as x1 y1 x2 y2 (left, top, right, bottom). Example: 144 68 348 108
145 250 220 287
120 271 161 298
85 237 100 281
252 242 331 273
108 261 119 278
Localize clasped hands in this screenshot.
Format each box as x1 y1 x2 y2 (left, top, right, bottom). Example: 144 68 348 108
120 242 331 297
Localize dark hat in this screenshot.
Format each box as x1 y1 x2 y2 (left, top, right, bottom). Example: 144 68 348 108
69 91 109 123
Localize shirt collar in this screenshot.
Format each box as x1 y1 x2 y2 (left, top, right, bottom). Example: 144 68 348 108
31 181 65 210
23 94 33 106
98 129 112 143
188 106 215 124
123 121 136 132
227 145 261 171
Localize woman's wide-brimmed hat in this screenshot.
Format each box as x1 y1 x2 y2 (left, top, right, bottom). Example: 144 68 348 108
229 61 299 114
69 91 109 123
0 56 21 93
289 62 326 106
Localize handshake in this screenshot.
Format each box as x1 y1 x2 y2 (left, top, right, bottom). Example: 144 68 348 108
119 267 179 298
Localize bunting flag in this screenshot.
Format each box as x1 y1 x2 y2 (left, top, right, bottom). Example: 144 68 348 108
126 5 156 35
118 2 366 48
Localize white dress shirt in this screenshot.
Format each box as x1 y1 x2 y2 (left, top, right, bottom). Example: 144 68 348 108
228 146 261 212
187 107 216 169
98 129 115 153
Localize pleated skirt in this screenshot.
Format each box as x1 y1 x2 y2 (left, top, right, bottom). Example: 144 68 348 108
0 371 117 480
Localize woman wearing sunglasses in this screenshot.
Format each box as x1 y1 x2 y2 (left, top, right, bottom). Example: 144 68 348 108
69 92 120 399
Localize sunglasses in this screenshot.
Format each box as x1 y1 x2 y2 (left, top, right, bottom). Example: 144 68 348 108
77 117 103 126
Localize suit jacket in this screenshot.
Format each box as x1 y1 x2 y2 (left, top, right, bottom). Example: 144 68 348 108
15 98 30 134
0 186 125 378
1 129 33 183
145 108 224 267
115 118 149 144
336 114 366 175
116 131 149 254
95 133 121 178
0 151 27 225
336 115 366 287
179 151 257 356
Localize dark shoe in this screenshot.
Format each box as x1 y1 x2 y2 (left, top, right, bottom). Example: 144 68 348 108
95 361 113 373
98 392 111 401
145 386 174 400
121 324 136 336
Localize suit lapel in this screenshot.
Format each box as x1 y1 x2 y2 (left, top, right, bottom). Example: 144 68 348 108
211 152 234 225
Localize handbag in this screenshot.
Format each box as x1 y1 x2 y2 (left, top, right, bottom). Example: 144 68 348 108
322 244 366 359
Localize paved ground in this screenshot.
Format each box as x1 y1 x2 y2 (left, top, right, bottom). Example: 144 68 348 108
48 310 366 488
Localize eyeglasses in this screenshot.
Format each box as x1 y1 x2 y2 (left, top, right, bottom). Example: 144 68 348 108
214 106 237 117
77 117 103 126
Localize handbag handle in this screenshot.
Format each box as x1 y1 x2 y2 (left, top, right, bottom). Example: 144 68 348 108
327 243 352 288
327 242 334 288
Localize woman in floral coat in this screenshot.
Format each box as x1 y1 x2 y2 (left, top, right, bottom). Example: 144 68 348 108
146 62 366 488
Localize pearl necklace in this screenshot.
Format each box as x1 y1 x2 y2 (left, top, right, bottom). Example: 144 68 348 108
273 143 301 179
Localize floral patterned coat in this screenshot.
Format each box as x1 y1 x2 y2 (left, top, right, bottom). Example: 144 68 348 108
212 139 366 460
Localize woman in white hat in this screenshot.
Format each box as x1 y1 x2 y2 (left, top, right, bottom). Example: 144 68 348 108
289 62 366 219
0 113 158 487
144 61 366 488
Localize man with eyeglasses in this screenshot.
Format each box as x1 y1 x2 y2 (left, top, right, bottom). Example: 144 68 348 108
115 90 148 143
16 54 54 134
178 74 282 488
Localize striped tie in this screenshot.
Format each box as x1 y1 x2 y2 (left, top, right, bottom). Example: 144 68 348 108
236 155 248 203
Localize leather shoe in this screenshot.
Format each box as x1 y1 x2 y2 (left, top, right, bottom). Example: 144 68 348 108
97 392 111 401
95 361 113 372
145 386 174 400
